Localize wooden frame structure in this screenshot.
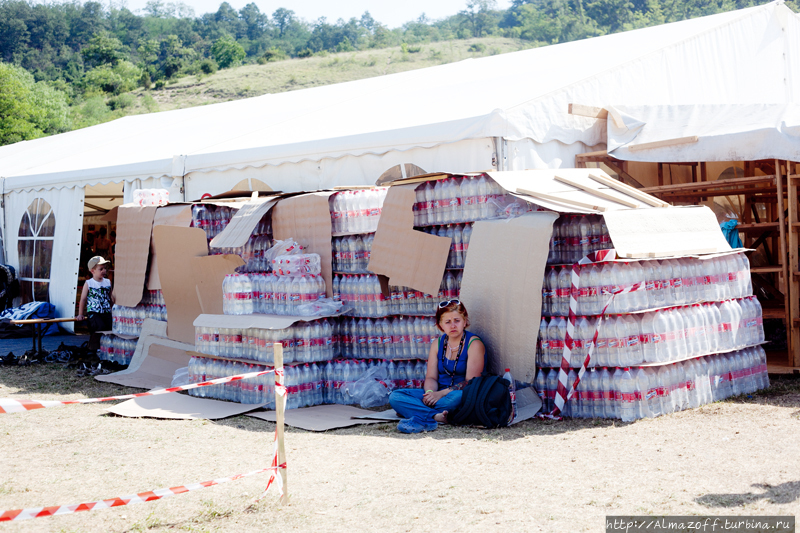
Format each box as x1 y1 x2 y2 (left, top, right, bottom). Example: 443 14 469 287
576 151 800 369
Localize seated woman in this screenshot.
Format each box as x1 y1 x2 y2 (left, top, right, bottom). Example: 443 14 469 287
389 299 485 434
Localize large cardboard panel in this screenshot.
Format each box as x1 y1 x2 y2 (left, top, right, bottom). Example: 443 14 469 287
210 196 279 249
246 404 388 431
368 185 450 296
603 205 731 258
96 343 192 389
272 192 334 297
148 205 193 290
100 319 168 376
459 212 558 384
115 205 158 307
192 255 245 315
108 392 264 419
153 225 242 344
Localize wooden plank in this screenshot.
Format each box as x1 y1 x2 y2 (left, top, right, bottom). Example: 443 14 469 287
736 222 780 232
750 266 784 273
515 187 606 212
628 135 699 152
273 342 289 505
657 187 777 200
775 160 792 362
641 174 776 194
600 159 647 188
586 172 668 207
788 161 800 366
10 317 77 325
552 175 640 208
568 103 608 120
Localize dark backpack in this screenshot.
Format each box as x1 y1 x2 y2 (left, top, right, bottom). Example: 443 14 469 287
446 375 512 428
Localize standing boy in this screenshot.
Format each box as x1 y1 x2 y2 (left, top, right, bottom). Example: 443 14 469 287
77 256 114 352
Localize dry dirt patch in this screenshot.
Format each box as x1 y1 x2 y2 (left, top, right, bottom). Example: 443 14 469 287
1 365 798 533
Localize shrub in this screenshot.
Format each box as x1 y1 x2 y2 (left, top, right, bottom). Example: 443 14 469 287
211 35 246 69
199 59 218 75
262 48 286 62
107 93 135 111
468 43 486 53
297 48 313 58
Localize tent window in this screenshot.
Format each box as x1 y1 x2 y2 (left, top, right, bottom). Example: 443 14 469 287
17 198 55 303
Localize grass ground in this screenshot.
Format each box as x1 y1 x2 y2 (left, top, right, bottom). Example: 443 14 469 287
1 363 799 532
121 37 537 115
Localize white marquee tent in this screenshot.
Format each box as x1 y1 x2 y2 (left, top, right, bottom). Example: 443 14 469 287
0 1 797 326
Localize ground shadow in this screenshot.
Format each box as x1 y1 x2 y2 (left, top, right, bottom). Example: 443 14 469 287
696 481 800 507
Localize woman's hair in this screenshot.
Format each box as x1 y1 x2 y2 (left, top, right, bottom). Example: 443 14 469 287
435 301 469 331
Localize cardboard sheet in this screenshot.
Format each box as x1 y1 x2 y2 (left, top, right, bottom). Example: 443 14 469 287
511 387 542 424
107 392 264 420
96 339 194 389
192 255 245 315
368 185 451 296
148 204 193 290
603 205 731 258
115 205 158 307
246 404 389 431
272 192 334 297
352 409 401 421
210 195 278 249
153 225 243 344
459 212 558 384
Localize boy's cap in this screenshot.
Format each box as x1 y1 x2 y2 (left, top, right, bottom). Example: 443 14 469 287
88 256 110 270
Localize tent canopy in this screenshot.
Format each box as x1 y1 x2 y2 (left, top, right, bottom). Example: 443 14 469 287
606 103 800 162
0 1 797 193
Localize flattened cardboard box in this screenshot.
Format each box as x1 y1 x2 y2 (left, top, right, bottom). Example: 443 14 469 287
210 195 279 249
459 212 558 384
115 205 158 307
368 185 450 296
147 204 193 290
272 192 334 297
153 225 243 344
247 404 388 431
108 392 264 420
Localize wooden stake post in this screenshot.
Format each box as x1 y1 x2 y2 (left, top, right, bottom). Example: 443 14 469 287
273 342 289 504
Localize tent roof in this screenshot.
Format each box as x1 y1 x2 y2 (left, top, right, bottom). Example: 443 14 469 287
0 1 797 192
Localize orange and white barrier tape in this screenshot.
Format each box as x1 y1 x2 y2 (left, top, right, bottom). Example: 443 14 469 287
0 368 276 414
0 367 288 522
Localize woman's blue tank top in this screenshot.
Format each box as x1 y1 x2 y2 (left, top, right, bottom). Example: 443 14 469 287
437 330 480 389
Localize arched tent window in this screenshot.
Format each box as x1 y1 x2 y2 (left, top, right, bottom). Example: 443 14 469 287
17 198 55 302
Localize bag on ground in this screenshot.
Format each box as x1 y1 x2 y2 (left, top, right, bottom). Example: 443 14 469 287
446 375 512 428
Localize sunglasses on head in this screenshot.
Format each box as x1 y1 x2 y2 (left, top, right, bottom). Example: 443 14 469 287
438 299 461 309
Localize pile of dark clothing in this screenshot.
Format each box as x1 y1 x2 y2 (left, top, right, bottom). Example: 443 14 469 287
1 342 127 376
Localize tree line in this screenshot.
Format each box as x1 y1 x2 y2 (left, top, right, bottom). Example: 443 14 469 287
0 0 787 145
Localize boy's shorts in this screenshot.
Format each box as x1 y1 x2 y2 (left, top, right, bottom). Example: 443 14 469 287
87 312 112 333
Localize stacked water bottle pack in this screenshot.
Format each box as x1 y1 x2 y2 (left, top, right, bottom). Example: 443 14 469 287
98 335 136 365
111 290 168 336
329 188 389 234
339 316 439 359
547 215 611 265
412 174 533 226
542 252 753 317
333 272 462 317
419 224 473 269
187 356 426 410
332 234 375 273
535 346 769 421
190 204 238 242
195 318 336 364
537 296 765 368
222 271 327 316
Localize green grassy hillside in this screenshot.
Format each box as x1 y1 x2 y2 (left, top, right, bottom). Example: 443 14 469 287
126 37 535 114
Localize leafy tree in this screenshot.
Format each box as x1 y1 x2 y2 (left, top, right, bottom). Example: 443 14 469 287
460 0 501 37
83 60 141 94
0 61 70 145
211 34 245 68
81 31 126 67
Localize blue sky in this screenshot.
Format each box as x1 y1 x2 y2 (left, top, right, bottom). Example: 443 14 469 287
118 0 514 28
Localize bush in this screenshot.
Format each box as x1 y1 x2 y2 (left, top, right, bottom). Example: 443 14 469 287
406 44 422 53
83 61 142 95
262 48 286 62
468 43 486 52
297 48 313 58
154 79 166 89
199 59 218 75
211 35 246 69
107 93 135 111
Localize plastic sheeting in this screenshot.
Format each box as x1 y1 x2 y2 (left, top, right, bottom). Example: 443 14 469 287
607 103 800 162
0 2 795 194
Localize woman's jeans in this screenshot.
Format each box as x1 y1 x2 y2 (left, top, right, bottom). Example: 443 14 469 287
389 388 463 424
